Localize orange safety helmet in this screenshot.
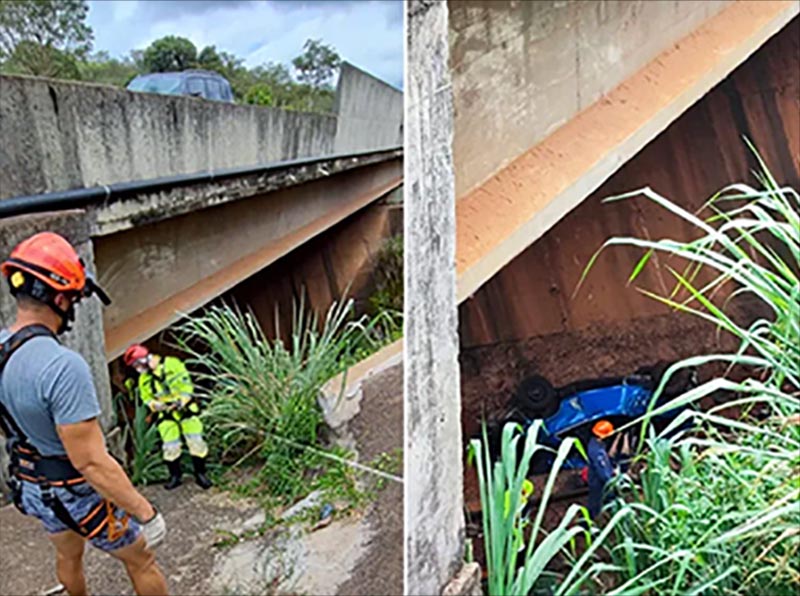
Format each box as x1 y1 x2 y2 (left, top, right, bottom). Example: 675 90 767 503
123 344 150 367
2 232 86 293
592 420 614 439
2 232 110 304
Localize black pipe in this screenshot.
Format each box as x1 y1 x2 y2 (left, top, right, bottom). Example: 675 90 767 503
0 146 402 219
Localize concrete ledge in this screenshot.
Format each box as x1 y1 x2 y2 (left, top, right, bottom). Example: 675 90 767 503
92 149 403 236
320 338 403 433
455 0 799 303
101 164 403 358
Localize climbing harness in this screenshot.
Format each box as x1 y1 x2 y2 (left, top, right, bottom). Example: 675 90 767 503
0 325 129 540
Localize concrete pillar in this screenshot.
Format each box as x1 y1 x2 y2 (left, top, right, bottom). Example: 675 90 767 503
0 211 113 491
405 1 465 594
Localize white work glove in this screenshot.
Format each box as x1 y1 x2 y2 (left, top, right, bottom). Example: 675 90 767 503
140 508 167 549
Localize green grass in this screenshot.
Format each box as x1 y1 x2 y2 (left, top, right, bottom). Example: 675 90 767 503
115 391 166 486
580 142 800 594
470 421 630 596
172 296 391 509
475 143 799 595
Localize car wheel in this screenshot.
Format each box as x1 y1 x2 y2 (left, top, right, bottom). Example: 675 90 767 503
637 361 696 398
512 375 559 420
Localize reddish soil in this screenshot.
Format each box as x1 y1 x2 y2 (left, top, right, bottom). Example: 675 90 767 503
459 312 741 442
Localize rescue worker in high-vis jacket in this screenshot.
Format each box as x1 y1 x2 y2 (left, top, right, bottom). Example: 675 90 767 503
123 345 212 490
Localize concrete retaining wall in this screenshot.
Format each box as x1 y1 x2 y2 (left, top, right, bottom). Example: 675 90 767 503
449 0 732 197
334 63 404 154
0 63 402 200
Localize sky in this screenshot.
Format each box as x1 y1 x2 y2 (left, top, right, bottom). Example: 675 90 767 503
86 0 403 88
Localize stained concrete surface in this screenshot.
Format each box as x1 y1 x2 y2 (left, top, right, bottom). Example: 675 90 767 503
449 0 731 197
211 491 375 596
336 362 404 596
406 1 465 593
458 15 800 351
0 63 402 201
453 2 798 305
334 63 403 154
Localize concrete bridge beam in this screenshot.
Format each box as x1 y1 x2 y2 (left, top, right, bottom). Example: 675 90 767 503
96 157 402 359
455 0 799 304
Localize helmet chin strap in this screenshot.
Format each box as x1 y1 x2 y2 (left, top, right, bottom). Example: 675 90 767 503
53 301 77 335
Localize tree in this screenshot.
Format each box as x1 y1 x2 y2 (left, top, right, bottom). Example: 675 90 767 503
196 45 223 72
244 83 274 107
3 40 81 78
142 35 197 73
291 38 340 89
197 46 252 99
80 50 139 87
0 0 92 77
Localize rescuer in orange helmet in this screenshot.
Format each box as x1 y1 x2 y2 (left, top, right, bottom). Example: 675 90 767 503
586 419 616 518
0 232 168 595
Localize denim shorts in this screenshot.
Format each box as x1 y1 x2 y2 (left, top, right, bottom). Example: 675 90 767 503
20 480 141 552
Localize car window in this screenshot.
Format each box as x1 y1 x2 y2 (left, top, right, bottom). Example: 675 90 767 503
204 78 223 101
222 80 234 102
186 78 205 97
222 83 233 102
127 74 182 94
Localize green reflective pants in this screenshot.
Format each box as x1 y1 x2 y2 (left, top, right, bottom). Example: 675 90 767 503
156 404 208 462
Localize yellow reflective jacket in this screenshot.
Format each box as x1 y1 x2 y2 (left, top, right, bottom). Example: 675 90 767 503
138 356 193 408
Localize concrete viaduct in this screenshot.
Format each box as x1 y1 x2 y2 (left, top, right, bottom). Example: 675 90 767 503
407 1 799 594
0 62 403 431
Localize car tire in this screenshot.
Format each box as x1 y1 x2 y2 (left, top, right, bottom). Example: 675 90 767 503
512 375 559 420
636 361 696 398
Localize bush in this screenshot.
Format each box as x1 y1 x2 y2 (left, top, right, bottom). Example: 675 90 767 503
244 83 274 107
173 298 386 504
115 391 166 486
580 143 800 594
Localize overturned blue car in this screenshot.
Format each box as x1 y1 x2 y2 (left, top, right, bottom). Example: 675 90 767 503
489 362 697 516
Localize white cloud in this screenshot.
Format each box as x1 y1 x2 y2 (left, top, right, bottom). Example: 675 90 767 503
87 0 403 87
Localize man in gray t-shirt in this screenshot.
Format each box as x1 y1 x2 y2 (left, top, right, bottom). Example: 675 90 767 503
0 330 101 456
0 232 168 595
